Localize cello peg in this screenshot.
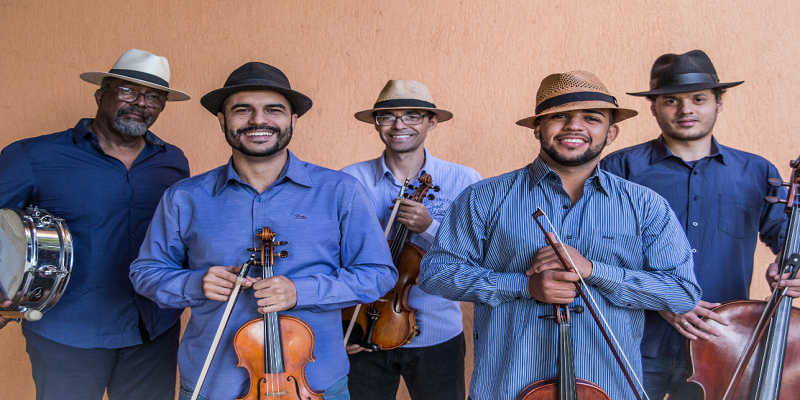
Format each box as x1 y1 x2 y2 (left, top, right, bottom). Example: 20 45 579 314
571 305 585 314
273 251 289 258
426 194 436 200
764 196 787 204
274 241 289 246
768 178 788 187
432 186 441 192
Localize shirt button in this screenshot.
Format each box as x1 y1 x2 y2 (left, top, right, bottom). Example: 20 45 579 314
693 196 699 201
256 197 262 203
256 226 262 231
693 171 698 175
563 205 569 209
692 222 698 226
566 235 573 240
691 249 697 253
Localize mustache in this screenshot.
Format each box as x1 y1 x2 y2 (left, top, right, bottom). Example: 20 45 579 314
236 124 281 135
117 106 152 121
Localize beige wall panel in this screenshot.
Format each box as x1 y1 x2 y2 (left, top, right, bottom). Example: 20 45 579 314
1 0 798 398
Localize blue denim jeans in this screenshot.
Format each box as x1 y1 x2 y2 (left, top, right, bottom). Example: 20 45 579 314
641 352 703 400
180 376 349 400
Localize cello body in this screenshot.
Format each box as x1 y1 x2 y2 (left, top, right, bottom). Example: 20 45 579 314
688 301 800 400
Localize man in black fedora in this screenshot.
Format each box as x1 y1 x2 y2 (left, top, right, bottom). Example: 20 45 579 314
341 79 481 400
0 49 190 399
601 49 800 399
130 62 396 400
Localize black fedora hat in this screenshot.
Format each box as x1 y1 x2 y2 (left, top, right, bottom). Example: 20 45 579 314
628 50 743 97
200 62 312 116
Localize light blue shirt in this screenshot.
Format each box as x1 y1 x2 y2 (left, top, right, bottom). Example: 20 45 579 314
341 149 482 347
419 157 701 400
130 151 397 400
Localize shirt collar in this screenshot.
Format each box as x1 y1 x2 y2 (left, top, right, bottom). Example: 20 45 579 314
527 156 610 195
374 148 434 186
71 118 167 148
214 150 313 195
651 135 728 166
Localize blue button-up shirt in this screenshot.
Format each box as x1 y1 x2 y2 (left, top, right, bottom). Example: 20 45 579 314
419 157 701 400
341 149 482 347
130 151 397 400
601 136 787 357
0 118 189 348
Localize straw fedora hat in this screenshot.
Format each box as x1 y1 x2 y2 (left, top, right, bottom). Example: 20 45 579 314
516 70 637 129
354 80 453 123
80 49 190 101
628 50 743 97
201 62 312 117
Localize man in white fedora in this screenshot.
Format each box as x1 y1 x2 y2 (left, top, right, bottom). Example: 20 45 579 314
0 49 190 399
341 79 481 400
420 70 701 400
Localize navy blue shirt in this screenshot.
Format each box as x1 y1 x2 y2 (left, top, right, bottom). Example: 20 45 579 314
0 118 190 349
601 136 788 357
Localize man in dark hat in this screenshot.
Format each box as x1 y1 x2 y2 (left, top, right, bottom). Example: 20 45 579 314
130 62 397 400
601 49 800 399
341 79 481 400
420 70 700 400
0 49 190 399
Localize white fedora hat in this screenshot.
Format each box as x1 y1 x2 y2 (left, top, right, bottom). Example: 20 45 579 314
80 49 190 102
354 80 452 123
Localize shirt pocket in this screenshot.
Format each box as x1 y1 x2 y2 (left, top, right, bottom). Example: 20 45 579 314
584 232 644 271
717 194 760 239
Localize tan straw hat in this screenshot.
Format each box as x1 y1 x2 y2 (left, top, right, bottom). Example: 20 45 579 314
354 80 453 123
80 49 190 102
516 70 637 128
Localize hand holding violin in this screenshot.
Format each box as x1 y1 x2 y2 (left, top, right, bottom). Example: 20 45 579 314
766 262 800 298
659 300 728 340
202 265 257 301
253 275 297 313
391 198 433 233
0 298 11 329
526 234 593 303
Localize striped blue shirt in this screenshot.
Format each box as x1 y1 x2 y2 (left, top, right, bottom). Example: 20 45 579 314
341 149 482 347
419 156 701 400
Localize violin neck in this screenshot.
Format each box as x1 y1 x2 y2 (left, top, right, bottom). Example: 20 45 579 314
750 296 793 399
557 319 578 400
262 262 285 374
390 224 411 266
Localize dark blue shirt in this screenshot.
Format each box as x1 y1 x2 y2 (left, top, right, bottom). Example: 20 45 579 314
601 136 788 357
0 118 190 349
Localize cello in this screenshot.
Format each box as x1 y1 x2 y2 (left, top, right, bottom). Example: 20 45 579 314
688 154 800 400
342 173 439 350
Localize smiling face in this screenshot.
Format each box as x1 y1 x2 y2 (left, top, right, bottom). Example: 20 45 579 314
651 89 721 142
374 109 437 156
217 90 297 159
534 109 618 168
94 78 167 137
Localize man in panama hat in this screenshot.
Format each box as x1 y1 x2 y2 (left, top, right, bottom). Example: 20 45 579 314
602 50 800 399
421 70 701 400
341 79 481 400
0 48 191 399
131 62 396 400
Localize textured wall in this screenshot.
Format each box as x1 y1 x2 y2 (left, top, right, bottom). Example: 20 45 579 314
1 0 798 398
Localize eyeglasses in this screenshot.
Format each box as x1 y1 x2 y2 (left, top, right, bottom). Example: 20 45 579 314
111 86 166 108
374 113 429 126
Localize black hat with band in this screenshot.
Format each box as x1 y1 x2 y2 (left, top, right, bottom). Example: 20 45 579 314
628 50 743 97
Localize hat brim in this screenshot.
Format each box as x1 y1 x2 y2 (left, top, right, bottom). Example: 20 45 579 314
80 71 191 102
515 101 638 129
200 84 313 117
354 107 453 124
627 81 744 97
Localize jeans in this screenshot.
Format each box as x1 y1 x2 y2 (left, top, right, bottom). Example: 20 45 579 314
180 375 349 400
642 352 703 400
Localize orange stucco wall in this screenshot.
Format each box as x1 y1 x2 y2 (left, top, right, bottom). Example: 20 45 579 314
2 0 799 398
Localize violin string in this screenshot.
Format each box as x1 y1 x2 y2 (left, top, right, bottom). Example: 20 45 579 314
539 212 651 400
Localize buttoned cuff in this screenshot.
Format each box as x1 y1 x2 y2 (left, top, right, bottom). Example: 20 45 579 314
584 260 623 294
420 219 440 243
185 269 208 300
292 276 318 310
496 273 532 303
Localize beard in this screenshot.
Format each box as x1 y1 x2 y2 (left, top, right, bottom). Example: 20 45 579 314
225 122 293 158
112 106 153 137
657 108 719 142
540 135 608 167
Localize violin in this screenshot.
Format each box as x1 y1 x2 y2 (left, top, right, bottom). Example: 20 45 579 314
342 174 439 350
517 304 611 400
688 154 800 400
528 210 644 400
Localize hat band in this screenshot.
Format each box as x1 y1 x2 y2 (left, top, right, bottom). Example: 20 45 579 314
373 99 436 109
535 92 618 114
109 69 169 88
650 72 719 90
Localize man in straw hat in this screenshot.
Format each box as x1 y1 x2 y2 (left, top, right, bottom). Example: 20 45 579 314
601 50 800 399
420 70 701 400
130 62 396 400
0 49 190 399
341 79 481 399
